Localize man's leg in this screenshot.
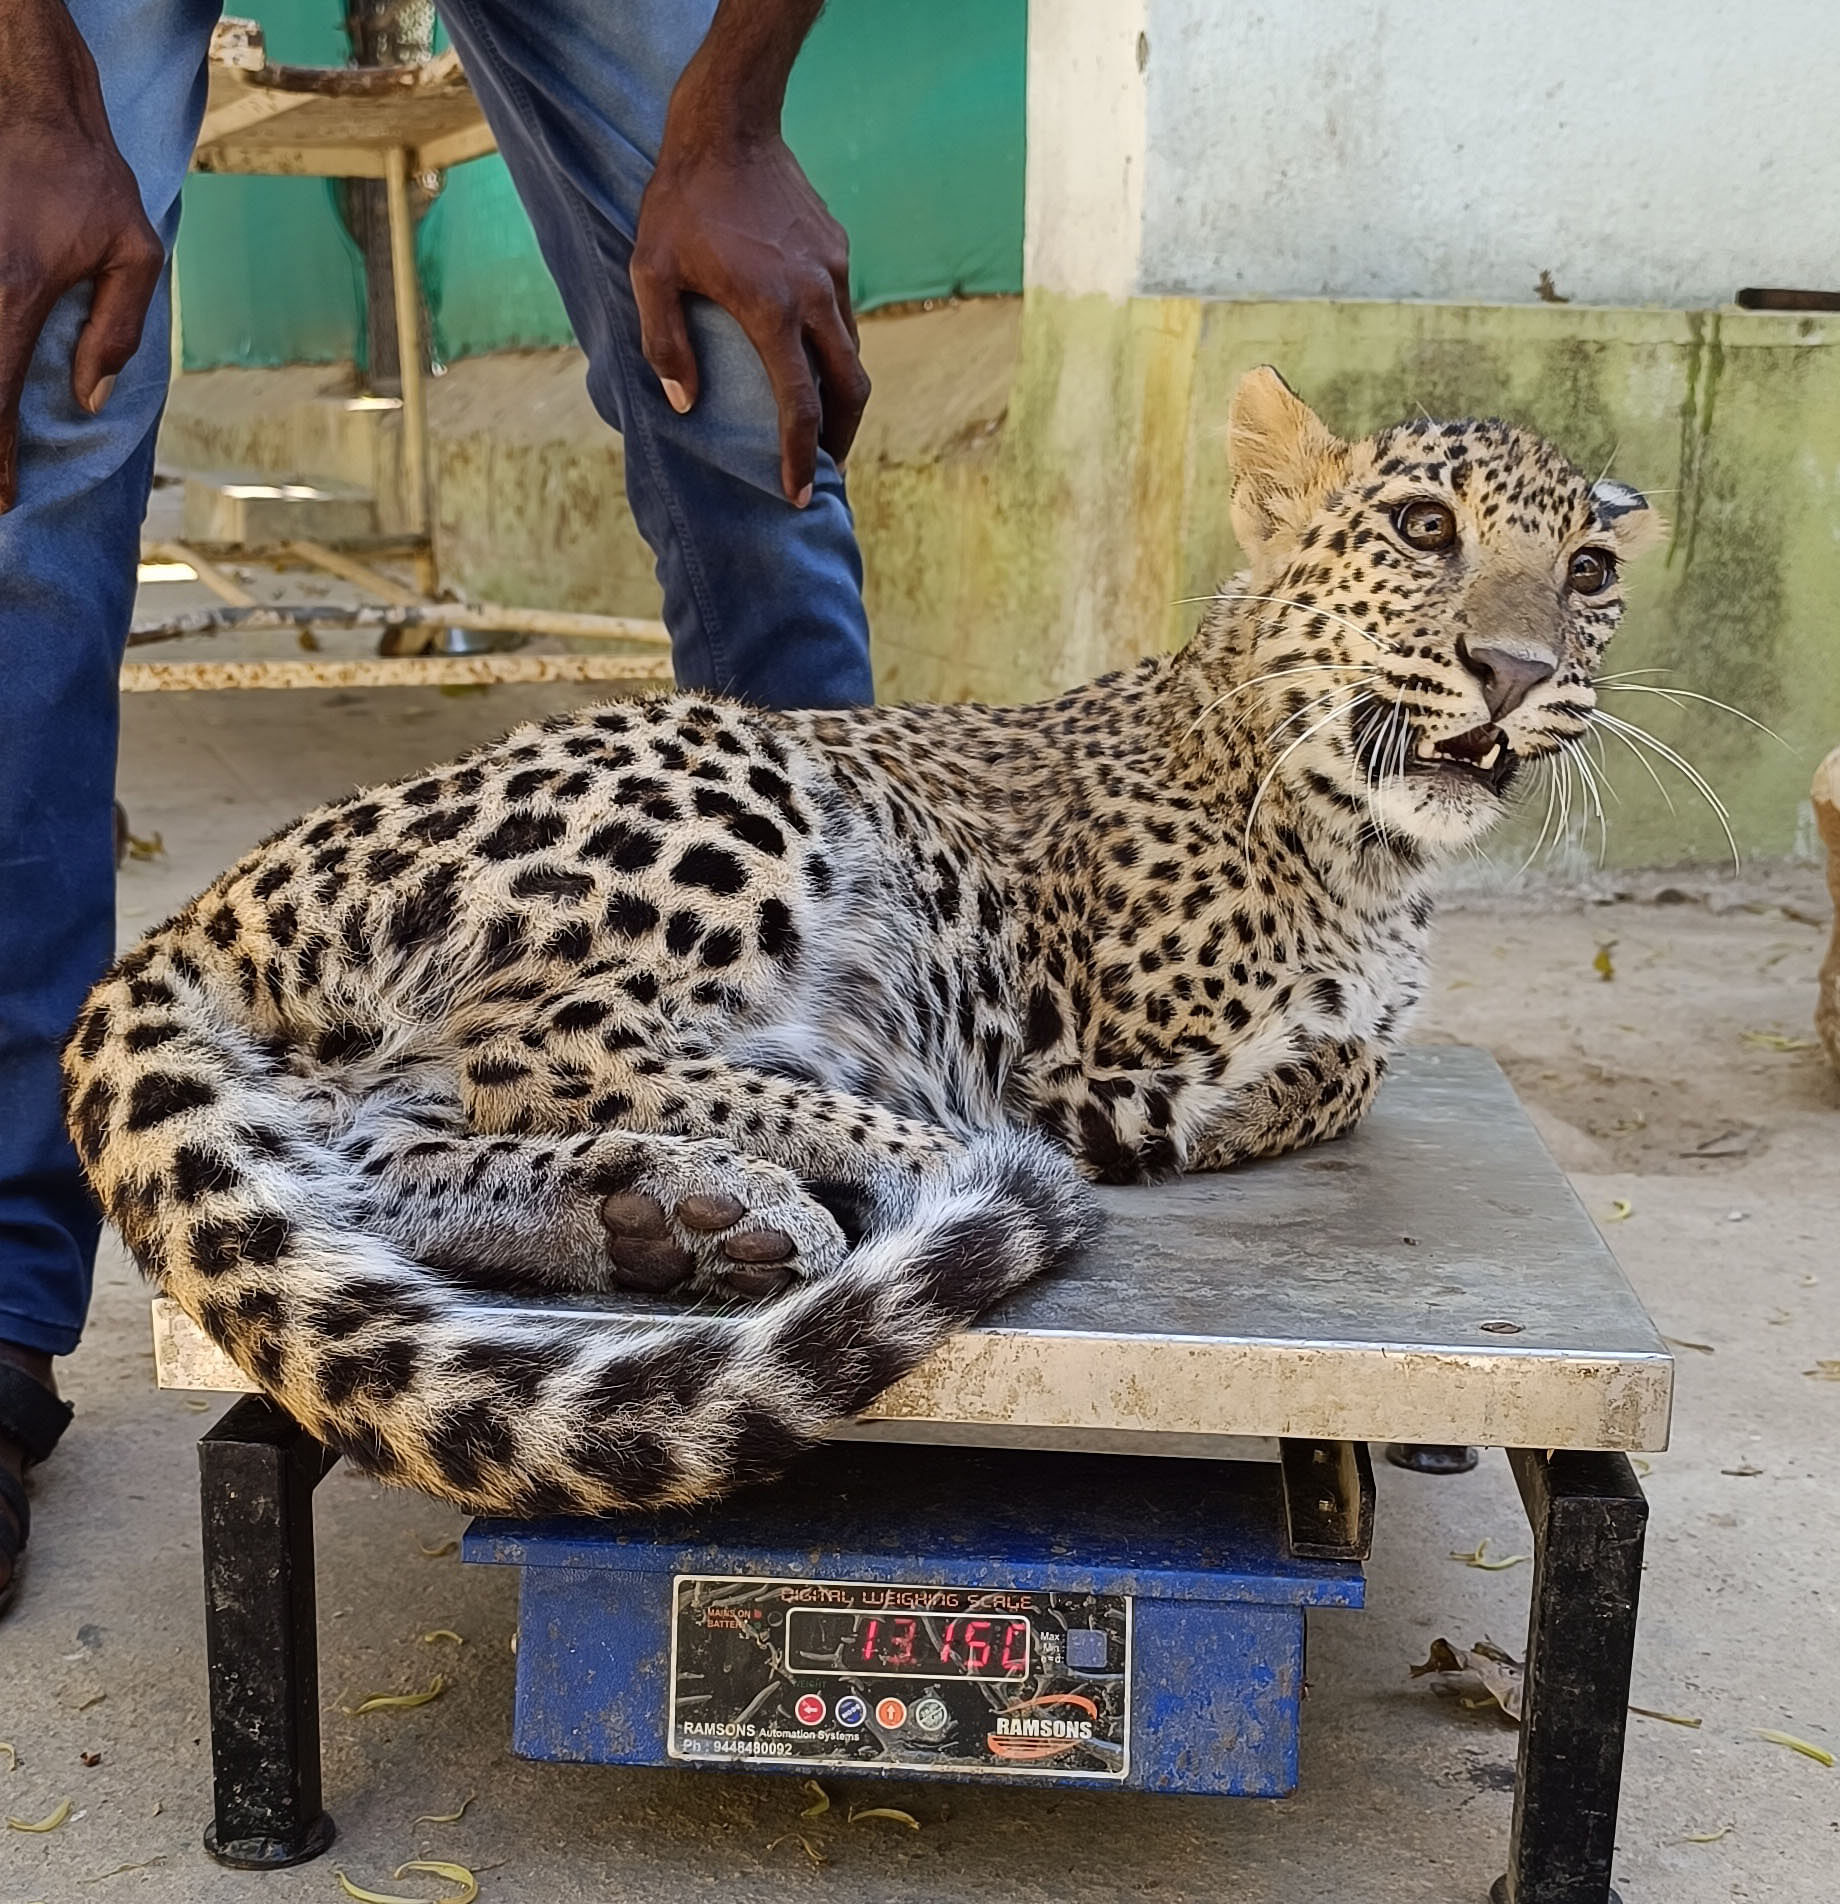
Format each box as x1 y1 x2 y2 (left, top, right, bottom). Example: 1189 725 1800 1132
0 0 217 1603
437 0 875 711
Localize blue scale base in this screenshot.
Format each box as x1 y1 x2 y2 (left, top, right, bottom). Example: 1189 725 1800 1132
464 1443 1364 1797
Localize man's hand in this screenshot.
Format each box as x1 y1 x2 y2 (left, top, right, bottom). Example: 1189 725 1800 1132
630 0 869 508
0 0 165 512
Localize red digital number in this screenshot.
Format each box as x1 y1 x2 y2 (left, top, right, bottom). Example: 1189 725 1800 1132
887 1617 917 1666
939 1620 957 1663
860 1617 879 1664
962 1618 991 1671
999 1620 1029 1675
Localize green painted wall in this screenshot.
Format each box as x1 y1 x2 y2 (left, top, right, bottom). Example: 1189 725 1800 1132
177 0 1025 370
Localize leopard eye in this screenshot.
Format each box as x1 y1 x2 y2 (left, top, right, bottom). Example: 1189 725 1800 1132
1394 498 1457 552
1568 547 1617 595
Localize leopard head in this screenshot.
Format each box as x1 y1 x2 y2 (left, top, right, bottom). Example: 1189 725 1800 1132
1204 366 1664 858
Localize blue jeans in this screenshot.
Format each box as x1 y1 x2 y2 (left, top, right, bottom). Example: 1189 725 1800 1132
0 0 873 1358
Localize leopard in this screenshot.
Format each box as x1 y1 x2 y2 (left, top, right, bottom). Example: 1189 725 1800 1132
60 368 1662 1519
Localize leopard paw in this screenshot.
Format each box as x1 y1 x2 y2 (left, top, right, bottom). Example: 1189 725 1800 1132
599 1142 847 1300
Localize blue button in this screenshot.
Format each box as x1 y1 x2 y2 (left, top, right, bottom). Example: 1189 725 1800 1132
835 1695 868 1728
1066 1628 1109 1670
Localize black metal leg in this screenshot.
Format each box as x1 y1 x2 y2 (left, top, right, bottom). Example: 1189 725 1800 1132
1386 1442 1479 1474
1491 1449 1647 1904
198 1395 339 1868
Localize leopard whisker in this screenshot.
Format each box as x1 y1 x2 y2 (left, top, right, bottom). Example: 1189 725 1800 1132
1243 691 1371 852
1592 709 1740 869
1516 754 1562 875
1185 662 1380 739
1597 681 1789 748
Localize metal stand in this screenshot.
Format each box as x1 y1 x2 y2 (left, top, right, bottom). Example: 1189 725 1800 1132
1490 1449 1647 1904
198 1397 339 1868
1386 1442 1480 1474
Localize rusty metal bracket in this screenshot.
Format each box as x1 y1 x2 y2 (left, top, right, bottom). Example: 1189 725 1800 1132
1278 1438 1376 1561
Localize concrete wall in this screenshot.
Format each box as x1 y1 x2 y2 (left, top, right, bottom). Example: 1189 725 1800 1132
1028 0 1840 307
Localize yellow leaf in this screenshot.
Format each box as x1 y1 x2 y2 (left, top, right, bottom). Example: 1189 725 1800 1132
798 1779 831 1818
1629 1705 1703 1728
1606 1199 1634 1223
1740 1029 1814 1052
848 1806 920 1830
766 1832 828 1866
1449 1538 1530 1571
338 1875 427 1904
345 1675 447 1715
396 1860 480 1904
420 1630 465 1646
0 1742 14 1772
1682 1825 1733 1843
1756 1729 1834 1766
417 1537 459 1558
413 1795 474 1825
6 1798 72 1832
1593 943 1616 981
1804 1361 1840 1382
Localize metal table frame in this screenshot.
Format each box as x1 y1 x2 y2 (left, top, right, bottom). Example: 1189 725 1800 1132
170 1048 1666 1904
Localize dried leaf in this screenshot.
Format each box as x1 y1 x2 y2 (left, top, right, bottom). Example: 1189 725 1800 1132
1631 1458 1653 1477
6 1798 73 1832
1682 1825 1733 1843
766 1833 828 1866
1664 1337 1715 1355
1410 1638 1524 1722
81 1856 167 1882
125 832 165 862
396 1860 479 1903
1593 943 1616 981
0 1743 14 1772
1756 1729 1835 1766
1804 1361 1840 1382
1721 1463 1764 1478
1448 1538 1530 1571
849 1805 921 1830
414 1795 474 1825
345 1674 447 1715
339 1875 428 1904
420 1630 465 1646
798 1779 831 1819
1740 1029 1815 1052
1606 1198 1634 1223
1629 1705 1703 1728
416 1537 459 1559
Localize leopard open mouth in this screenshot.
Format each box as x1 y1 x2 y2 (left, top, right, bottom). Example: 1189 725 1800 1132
1407 722 1517 793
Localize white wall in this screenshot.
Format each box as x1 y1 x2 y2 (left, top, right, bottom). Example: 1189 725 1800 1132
1030 0 1840 307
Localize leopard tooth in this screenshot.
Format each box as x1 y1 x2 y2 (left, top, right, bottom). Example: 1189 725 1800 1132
1415 736 1440 760
1479 742 1503 769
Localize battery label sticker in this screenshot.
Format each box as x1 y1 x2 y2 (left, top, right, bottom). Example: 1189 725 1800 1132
668 1576 1130 1779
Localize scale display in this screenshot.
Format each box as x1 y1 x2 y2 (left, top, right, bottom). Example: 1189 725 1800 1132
669 1576 1130 1779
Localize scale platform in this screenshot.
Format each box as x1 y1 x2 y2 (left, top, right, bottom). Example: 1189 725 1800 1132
171 1047 1670 1899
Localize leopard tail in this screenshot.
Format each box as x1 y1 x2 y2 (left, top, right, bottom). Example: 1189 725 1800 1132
62 946 1099 1514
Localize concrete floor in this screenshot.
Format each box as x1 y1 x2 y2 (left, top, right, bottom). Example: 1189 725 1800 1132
5 661 1838 1904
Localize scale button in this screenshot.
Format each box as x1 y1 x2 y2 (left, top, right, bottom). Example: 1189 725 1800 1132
795 1693 827 1726
913 1696 950 1734
1066 1628 1110 1670
835 1695 867 1728
875 1696 908 1730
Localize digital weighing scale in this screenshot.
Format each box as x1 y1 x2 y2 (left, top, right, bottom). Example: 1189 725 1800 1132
163 1047 1672 1902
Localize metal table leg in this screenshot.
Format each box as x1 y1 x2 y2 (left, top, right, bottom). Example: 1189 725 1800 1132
1491 1449 1647 1904
198 1396 339 1868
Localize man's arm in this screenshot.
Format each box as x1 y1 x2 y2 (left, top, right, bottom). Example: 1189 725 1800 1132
630 0 870 508
0 0 165 511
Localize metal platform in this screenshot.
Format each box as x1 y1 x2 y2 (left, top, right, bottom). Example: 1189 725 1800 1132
155 1045 1673 1453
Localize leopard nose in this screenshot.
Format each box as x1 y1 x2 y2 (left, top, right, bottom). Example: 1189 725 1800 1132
1458 637 1556 719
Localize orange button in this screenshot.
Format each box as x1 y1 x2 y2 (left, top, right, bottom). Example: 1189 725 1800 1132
875 1696 908 1729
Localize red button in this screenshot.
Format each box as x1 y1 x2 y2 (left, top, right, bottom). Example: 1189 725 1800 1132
795 1693 827 1725
876 1696 908 1729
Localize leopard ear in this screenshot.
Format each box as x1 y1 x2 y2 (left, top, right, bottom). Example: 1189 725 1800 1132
1228 367 1349 562
1591 478 1667 560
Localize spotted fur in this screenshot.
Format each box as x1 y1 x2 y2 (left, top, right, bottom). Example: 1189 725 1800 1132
61 371 1661 1515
